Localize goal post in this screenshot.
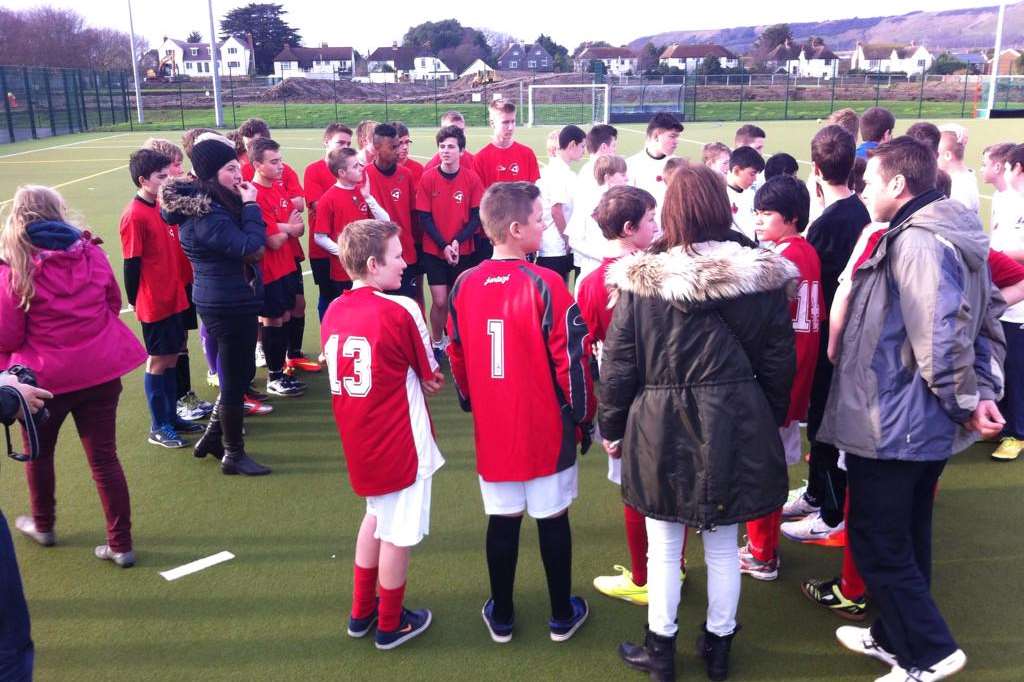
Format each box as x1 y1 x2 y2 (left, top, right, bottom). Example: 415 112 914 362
527 84 610 127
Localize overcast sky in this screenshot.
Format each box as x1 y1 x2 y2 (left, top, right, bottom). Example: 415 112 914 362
2 0 1008 53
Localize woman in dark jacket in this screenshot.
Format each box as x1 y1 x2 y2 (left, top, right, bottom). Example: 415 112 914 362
601 166 797 681
160 136 271 476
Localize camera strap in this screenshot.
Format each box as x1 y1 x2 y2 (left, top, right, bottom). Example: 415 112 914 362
1 386 40 462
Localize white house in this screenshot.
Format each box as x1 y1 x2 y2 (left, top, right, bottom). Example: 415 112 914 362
659 44 739 72
460 59 494 79
766 39 839 79
157 35 253 77
851 42 934 75
366 45 416 83
410 55 454 81
273 45 354 79
574 46 638 76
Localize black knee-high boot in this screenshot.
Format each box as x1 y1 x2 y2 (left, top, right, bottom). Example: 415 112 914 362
219 403 271 476
193 399 223 460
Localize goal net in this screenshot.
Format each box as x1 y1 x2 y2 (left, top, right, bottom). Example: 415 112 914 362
527 84 610 127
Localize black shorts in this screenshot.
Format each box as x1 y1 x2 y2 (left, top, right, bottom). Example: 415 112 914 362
141 312 187 356
329 279 353 299
293 258 305 295
310 257 332 287
385 265 422 300
420 252 482 288
535 255 573 283
181 283 198 330
261 273 299 319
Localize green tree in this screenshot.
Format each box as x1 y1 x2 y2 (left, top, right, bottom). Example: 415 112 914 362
697 55 723 75
187 30 202 43
638 41 663 73
404 19 466 52
534 33 570 71
753 23 792 57
931 52 967 75
220 3 300 75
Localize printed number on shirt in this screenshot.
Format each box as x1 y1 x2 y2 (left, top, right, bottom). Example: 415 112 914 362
487 319 505 379
325 334 373 396
793 280 821 333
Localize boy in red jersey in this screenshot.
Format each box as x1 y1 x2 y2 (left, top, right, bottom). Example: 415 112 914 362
322 219 444 650
305 123 353 321
474 100 540 190
424 110 475 171
366 123 419 300
735 175 822 581
250 138 306 397
120 149 194 448
415 125 485 357
315 148 392 301
447 181 595 644
576 186 668 607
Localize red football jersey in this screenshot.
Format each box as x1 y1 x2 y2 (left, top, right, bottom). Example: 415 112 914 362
576 256 620 347
473 142 541 188
425 150 475 172
255 182 299 285
415 167 484 258
303 158 337 260
322 286 443 497
446 259 595 482
366 163 417 264
989 248 1024 288
774 235 823 425
401 158 424 187
315 185 370 282
119 196 188 323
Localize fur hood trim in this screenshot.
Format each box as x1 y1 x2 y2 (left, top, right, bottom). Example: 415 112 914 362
159 177 212 219
607 241 799 307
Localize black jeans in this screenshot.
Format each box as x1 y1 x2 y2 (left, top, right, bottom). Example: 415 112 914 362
0 510 33 681
806 352 845 527
846 454 957 671
199 311 258 405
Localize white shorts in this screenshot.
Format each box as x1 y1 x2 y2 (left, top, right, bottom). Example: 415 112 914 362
780 422 803 466
478 464 578 519
365 475 433 548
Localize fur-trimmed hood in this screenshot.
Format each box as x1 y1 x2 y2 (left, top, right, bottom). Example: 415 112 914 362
606 240 799 309
159 177 213 225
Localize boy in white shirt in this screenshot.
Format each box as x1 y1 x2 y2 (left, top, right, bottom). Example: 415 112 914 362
982 142 1015 229
537 125 586 282
566 155 628 281
626 113 682 226
578 124 618 194
726 146 765 241
936 125 980 214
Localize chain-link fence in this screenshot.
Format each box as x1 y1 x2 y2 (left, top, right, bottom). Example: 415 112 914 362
2 65 1022 143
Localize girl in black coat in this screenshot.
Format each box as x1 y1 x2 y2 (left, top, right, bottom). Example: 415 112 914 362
601 166 796 681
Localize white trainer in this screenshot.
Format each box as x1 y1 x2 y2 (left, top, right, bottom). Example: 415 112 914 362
836 626 897 667
875 649 966 682
781 511 843 543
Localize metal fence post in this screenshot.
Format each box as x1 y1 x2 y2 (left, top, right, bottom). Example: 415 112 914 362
829 74 837 114
44 69 57 136
106 71 116 124
332 69 339 122
283 88 289 128
961 73 970 118
77 70 89 130
434 76 439 125
228 67 237 128
93 71 103 127
0 67 16 143
383 80 388 122
738 77 745 121
874 77 881 108
62 69 75 132
21 67 38 139
783 73 791 120
120 71 131 128
917 70 926 119
178 78 186 130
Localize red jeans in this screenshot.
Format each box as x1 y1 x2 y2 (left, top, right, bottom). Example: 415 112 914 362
23 378 132 552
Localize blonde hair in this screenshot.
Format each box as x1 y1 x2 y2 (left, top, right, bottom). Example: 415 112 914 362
339 219 400 278
143 137 183 163
594 154 627 185
355 120 379 148
1 185 72 310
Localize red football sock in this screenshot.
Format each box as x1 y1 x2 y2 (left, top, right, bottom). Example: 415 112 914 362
745 507 782 562
378 583 407 633
351 564 379 619
839 495 866 599
624 504 648 586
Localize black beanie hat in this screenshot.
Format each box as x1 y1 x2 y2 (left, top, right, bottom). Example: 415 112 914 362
191 139 239 181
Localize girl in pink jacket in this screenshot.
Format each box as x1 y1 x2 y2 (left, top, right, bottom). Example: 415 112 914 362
0 185 146 567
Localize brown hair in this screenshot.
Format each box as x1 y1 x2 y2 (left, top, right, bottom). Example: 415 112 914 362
339 219 400 278
327 147 358 177
481 181 540 244
860 107 895 143
181 127 217 160
939 130 965 161
238 117 270 139
734 124 766 146
323 122 353 142
1007 143 1024 172
869 136 937 197
825 108 859 140
488 99 516 115
935 169 952 197
594 186 656 240
143 138 183 163
983 142 1015 164
658 165 733 252
594 155 627 185
811 125 856 185
355 120 378 148
224 130 246 157
849 156 867 194
441 110 465 126
663 157 689 185
906 122 941 156
1 185 74 310
702 142 730 165
249 137 280 165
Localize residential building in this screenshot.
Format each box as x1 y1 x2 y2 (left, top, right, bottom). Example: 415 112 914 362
366 44 416 82
411 55 455 81
851 42 934 75
659 43 739 72
495 43 554 72
273 45 354 79
986 48 1022 75
157 35 253 77
765 39 839 79
574 46 638 76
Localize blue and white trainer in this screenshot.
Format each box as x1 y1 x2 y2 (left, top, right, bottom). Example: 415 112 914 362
374 608 432 650
347 606 378 638
549 596 589 642
481 599 514 643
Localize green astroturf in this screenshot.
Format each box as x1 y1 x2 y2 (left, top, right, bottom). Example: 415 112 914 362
1 119 1022 680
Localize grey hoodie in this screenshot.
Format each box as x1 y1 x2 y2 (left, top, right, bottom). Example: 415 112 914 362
817 193 1006 461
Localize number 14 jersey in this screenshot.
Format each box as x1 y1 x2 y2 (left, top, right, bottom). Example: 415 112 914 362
321 286 444 497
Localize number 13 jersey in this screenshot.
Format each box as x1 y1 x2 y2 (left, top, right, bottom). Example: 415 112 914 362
321 286 444 496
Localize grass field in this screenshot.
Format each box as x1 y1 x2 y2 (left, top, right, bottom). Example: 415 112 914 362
1 118 1023 681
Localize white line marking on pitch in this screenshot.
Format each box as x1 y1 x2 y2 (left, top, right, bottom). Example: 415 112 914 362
0 133 130 159
1 164 129 206
160 551 235 581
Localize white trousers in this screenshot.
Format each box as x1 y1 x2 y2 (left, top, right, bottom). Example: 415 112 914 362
646 518 740 638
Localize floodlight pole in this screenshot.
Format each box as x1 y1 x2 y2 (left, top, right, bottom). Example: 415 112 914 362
986 1 1007 114
126 0 144 123
207 0 224 126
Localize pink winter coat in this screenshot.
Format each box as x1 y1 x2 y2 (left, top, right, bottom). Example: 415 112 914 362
0 228 146 396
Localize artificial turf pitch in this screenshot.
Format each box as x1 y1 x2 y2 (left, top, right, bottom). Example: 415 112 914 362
1 119 1022 680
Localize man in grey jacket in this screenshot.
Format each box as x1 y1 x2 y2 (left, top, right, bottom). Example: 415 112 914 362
819 137 1006 682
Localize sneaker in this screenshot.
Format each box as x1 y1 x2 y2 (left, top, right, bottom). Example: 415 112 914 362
244 399 274 416
992 437 1023 461
171 418 205 434
14 516 55 546
802 577 868 621
549 596 589 642
148 425 187 449
206 371 219 388
432 344 445 367
246 384 270 402
94 544 135 568
481 599 514 643
286 354 322 373
176 391 213 421
738 543 779 581
267 376 306 397
255 343 266 368
781 512 844 545
836 625 898 667
782 491 820 519
374 608 432 650
593 565 649 605
875 649 966 682
347 605 378 638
